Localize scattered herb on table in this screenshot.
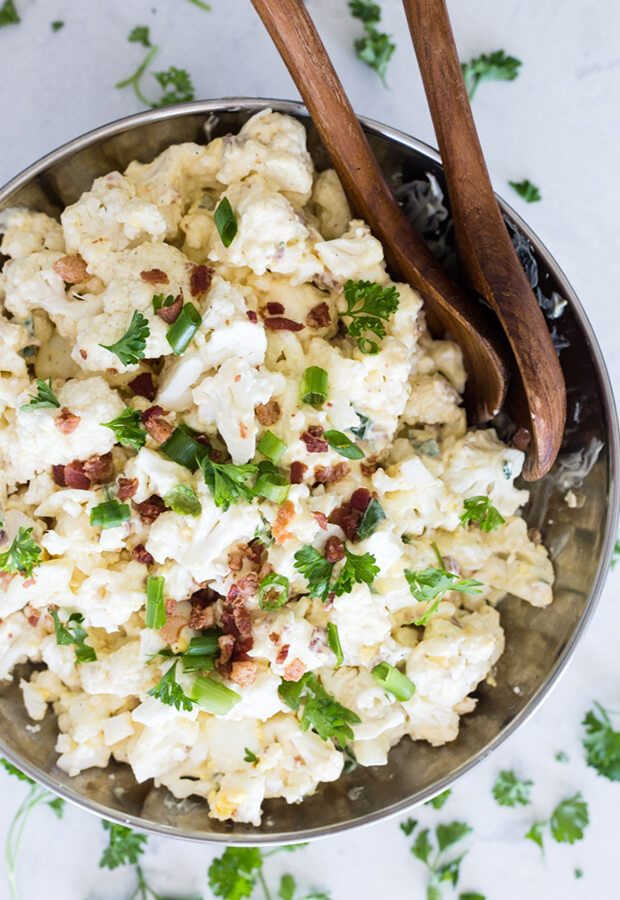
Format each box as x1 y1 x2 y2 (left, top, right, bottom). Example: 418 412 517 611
509 179 542 203
20 377 60 410
99 310 150 366
400 817 418 836
582 701 620 781
460 496 505 532
425 789 452 810
403 817 474 899
349 1 395 83
492 770 533 807
152 66 195 106
186 0 211 9
341 279 400 354
51 19 63 31
0 0 19 27
102 407 147 452
525 792 589 852
208 845 329 900
405 543 483 626
461 50 522 100
612 539 620 569
555 751 569 763
129 25 151 47
0 527 42 578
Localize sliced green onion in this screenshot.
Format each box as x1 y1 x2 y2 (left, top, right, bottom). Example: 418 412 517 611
214 197 238 247
185 633 221 656
90 499 130 530
327 622 343 668
258 430 287 465
254 472 290 503
145 575 166 630
356 497 386 540
190 675 241 715
161 426 208 471
166 302 202 356
300 366 328 408
324 429 365 460
182 653 215 673
258 573 289 611
372 662 415 701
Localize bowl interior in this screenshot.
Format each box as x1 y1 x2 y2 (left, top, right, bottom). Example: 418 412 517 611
0 99 617 843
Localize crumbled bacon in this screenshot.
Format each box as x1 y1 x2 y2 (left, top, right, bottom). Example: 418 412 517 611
63 460 91 490
190 264 214 297
55 408 80 434
306 302 331 329
309 626 326 652
235 573 259 600
276 644 290 664
325 536 345 563
269 632 280 644
301 428 328 453
312 511 328 530
255 399 281 426
273 499 295 544
228 550 244 572
241 540 265 569
83 452 114 484
132 543 154 565
53 254 88 283
266 301 285 315
140 406 174 444
350 488 371 511
329 503 362 541
231 636 254 663
117 477 138 501
128 372 156 401
158 615 187 644
189 605 216 629
52 465 66 486
290 461 307 484
165 598 178 615
136 494 166 524
230 659 257 687
140 268 169 285
232 605 252 640
246 310 258 323
314 462 350 484
190 585 220 608
156 294 183 324
282 658 306 682
360 457 380 477
264 317 304 331
218 634 235 665
25 606 41 627
79 349 88 360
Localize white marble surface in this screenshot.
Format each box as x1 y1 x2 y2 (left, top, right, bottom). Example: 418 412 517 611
1 1 619 898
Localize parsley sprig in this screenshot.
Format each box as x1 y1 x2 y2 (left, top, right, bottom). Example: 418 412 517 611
49 608 97 663
492 770 533 807
116 41 195 108
198 455 258 512
582 701 620 781
461 50 522 100
100 310 150 366
102 406 147 452
294 543 379 603
525 793 589 852
0 0 20 27
341 279 399 354
148 660 194 712
425 789 452 810
129 25 151 47
349 1 395 83
279 673 361 748
402 816 475 899
0 527 42 578
208 845 326 900
404 544 483 625
20 377 60 410
460 496 505 532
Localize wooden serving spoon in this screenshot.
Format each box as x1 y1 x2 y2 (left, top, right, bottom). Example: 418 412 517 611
402 0 566 479
250 0 507 425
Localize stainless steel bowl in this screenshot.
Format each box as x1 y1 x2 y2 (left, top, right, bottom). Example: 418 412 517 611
1 98 618 844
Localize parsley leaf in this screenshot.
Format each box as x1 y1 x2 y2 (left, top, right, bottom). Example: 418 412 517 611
525 821 546 852
342 279 400 354
425 789 452 810
278 874 296 900
436 821 472 853
550 793 589 844
460 496 505 532
356 497 386 540
461 50 522 100
492 770 533 807
163 484 202 517
354 26 396 83
0 527 42 578
148 660 194 711
51 20 63 31
411 827 432 863
49 608 97 663
437 853 466 887
244 748 258 763
129 25 151 47
1 758 35 785
99 820 147 870
152 66 195 107
99 310 150 366
509 179 542 203
332 546 379 596
0 0 19 27
278 672 361 748
400 817 418 836
459 894 486 900
582 702 620 780
349 0 380 24
405 544 483 625
294 543 379 602
101 406 147 452
20 377 60 410
198 456 257 511
208 847 263 900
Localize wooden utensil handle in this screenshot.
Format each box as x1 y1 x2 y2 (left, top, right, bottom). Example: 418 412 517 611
251 0 506 423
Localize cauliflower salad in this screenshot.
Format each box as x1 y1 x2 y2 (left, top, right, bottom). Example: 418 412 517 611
0 110 553 826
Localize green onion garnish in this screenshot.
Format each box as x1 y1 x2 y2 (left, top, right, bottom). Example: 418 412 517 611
145 575 166 630
300 366 328 408
257 430 287 465
327 622 343 668
182 653 215 673
324 429 365 460
254 472 290 504
90 499 131 530
258 573 290 611
166 302 202 356
190 675 241 715
184 633 221 656
161 426 209 471
214 197 238 248
372 662 415 701
356 497 386 540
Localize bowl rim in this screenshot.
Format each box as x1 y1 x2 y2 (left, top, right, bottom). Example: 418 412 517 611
1 96 618 845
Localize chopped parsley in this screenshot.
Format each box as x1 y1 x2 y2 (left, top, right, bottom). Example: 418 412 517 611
244 748 258 764
349 1 395 83
51 20 64 31
509 179 542 203
492 770 532 807
341 279 400 354
348 409 373 440
279 672 361 748
461 50 522 100
404 817 473 898
208 848 264 900
20 377 60 410
163 484 202 517
525 793 589 852
99 820 147 869
400 817 418 836
356 497 386 540
349 0 380 24
198 455 258 511
148 660 195 711
294 543 379 602
425 789 452 810
555 751 569 763
582 702 620 781
129 25 151 47
101 407 147 452
99 310 149 366
49 608 97 663
404 543 483 625
0 0 19 27
0 527 42 578
152 66 195 107
460 496 505 532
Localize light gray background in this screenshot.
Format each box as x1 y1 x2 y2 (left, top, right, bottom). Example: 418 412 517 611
1 1 619 897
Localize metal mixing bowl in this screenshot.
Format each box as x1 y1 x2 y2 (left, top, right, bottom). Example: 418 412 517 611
0 98 618 844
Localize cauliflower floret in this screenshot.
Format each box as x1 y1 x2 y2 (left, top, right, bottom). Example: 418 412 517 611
310 168 351 239
315 220 385 282
0 208 65 258
74 562 148 631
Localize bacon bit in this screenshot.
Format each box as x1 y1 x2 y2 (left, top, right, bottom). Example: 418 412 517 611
360 457 380 477
64 460 91 490
106 367 119 375
276 644 290 664
314 462 350 484
189 604 216 629
306 302 331 329
27 614 40 627
329 503 362 542
235 573 259 601
26 606 41 627
350 488 371 511
53 254 88 283
165 598 178 616
128 371 156 401
117 477 139 501
55 408 80 434
282 658 306 682
239 422 248 439
290 461 307 484
22 578 36 588
190 585 220 608
136 494 166 524
233 605 252 639
227 584 240 604
273 499 295 544
230 659 257 687
231 636 254 663
513 427 531 451
158 615 187 644
246 310 258 323
79 349 88 360
52 464 66 486
312 511 328 530
228 550 244 572
83 452 114 484
269 632 280 644
255 399 281 426
234 374 241 383
140 268 169 285
156 294 183 324
140 406 174 444
241 540 264 569
266 301 285 315
132 543 154 565
218 633 235 665
265 316 304 332
301 429 328 453
190 264 214 297
325 536 345 563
